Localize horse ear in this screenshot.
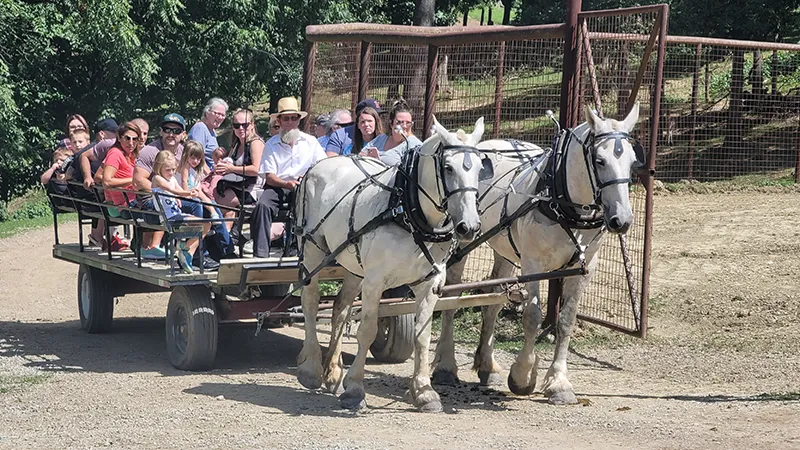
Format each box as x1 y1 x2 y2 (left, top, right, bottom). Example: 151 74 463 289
622 102 640 132
584 105 601 130
432 115 449 138
470 117 485 146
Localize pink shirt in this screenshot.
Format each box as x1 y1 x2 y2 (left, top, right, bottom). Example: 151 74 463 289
103 147 135 206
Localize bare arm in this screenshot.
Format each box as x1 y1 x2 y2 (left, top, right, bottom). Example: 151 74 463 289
179 166 190 190
80 151 97 188
40 163 59 185
265 173 298 190
102 166 132 188
133 166 151 192
152 175 193 197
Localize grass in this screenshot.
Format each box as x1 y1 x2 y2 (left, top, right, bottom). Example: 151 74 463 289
661 169 798 194
0 213 75 239
0 187 76 239
467 4 513 25
0 374 51 394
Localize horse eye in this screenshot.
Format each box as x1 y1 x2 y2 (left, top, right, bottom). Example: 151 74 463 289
595 158 606 167
444 165 454 173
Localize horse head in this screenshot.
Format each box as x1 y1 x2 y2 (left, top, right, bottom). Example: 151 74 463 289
415 116 488 242
582 102 645 234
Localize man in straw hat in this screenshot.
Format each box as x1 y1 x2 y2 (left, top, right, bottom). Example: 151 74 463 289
250 97 327 258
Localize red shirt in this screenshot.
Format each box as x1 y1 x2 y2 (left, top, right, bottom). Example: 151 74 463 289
103 146 135 206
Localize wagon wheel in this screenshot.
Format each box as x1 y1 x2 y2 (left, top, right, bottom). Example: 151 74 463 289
77 264 114 333
369 286 415 363
166 285 218 371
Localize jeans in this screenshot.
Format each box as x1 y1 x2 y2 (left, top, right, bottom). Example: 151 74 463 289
180 199 234 261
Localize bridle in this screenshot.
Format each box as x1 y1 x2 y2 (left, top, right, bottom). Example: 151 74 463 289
428 144 485 212
574 129 645 203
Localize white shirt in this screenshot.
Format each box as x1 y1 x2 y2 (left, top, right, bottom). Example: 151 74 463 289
260 131 327 181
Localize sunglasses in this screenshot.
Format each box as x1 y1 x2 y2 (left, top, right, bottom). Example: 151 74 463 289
232 122 250 130
121 135 138 142
394 120 413 126
280 115 301 122
161 127 183 135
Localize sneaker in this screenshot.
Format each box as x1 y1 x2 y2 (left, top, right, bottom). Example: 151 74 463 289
141 247 166 260
109 234 129 252
243 240 253 255
88 235 105 248
193 255 220 271
176 249 194 274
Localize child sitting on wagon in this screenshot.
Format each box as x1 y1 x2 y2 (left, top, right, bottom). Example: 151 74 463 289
150 150 211 274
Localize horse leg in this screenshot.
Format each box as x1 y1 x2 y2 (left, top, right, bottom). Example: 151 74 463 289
322 273 361 395
431 258 466 386
339 281 383 410
474 255 517 386
542 256 597 405
408 276 444 413
296 244 326 390
507 258 544 396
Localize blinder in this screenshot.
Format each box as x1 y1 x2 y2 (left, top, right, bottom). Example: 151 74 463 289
479 155 494 181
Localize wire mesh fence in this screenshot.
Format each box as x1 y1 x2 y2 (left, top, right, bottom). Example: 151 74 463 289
657 40 800 182
303 11 663 336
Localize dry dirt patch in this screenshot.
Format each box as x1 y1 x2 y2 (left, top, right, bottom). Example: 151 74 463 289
1 192 799 449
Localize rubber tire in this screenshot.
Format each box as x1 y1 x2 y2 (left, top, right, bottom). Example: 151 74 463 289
166 285 218 371
370 314 415 363
77 264 115 333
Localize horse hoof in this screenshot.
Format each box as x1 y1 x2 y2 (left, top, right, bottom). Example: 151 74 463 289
325 379 345 396
418 400 443 413
339 389 367 410
548 390 578 405
297 371 323 391
478 370 505 387
431 369 460 386
507 372 535 396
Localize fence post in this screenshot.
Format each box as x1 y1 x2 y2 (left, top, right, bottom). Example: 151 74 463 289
358 41 372 103
423 44 439 140
493 41 506 139
639 5 670 339
352 42 363 113
301 41 317 134
546 0 582 337
688 43 702 180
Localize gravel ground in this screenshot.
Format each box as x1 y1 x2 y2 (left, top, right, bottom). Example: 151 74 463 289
1 191 799 449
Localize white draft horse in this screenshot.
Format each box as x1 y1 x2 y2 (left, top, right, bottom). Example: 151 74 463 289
433 104 644 405
294 118 490 412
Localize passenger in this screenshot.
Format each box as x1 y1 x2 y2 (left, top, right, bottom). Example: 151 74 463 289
68 129 91 155
352 106 384 155
268 117 280 137
188 97 228 169
362 99 422 166
134 113 233 268
77 118 118 189
319 109 351 152
214 108 265 230
150 151 211 275
101 121 144 251
133 113 187 260
40 148 71 188
314 113 330 143
177 140 218 219
66 114 89 135
325 99 380 156
251 97 326 258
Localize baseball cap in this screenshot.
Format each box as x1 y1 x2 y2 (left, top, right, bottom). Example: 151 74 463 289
160 113 186 130
95 118 118 133
315 114 330 126
356 98 382 115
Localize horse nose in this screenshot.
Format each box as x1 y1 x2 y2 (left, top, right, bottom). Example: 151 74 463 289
608 216 630 234
455 221 479 241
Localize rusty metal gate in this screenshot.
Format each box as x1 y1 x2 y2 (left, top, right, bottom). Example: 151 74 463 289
301 4 668 338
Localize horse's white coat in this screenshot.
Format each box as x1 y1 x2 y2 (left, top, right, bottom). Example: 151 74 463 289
294 117 486 412
434 105 642 404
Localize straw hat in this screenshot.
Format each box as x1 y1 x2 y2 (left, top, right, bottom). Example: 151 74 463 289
270 97 308 120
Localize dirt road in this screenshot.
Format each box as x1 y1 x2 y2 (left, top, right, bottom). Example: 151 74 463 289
1 192 799 449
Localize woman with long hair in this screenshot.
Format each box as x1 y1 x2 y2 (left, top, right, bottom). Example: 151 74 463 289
352 106 384 154
101 121 142 250
362 99 422 166
214 108 265 228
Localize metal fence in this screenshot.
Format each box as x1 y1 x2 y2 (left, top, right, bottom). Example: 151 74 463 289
302 7 664 337
656 38 800 182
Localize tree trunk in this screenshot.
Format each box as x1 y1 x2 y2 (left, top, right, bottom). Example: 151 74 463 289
724 49 746 165
413 0 435 27
502 0 514 25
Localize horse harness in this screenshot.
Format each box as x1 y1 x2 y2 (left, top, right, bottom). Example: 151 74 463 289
450 130 643 270
295 143 486 288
